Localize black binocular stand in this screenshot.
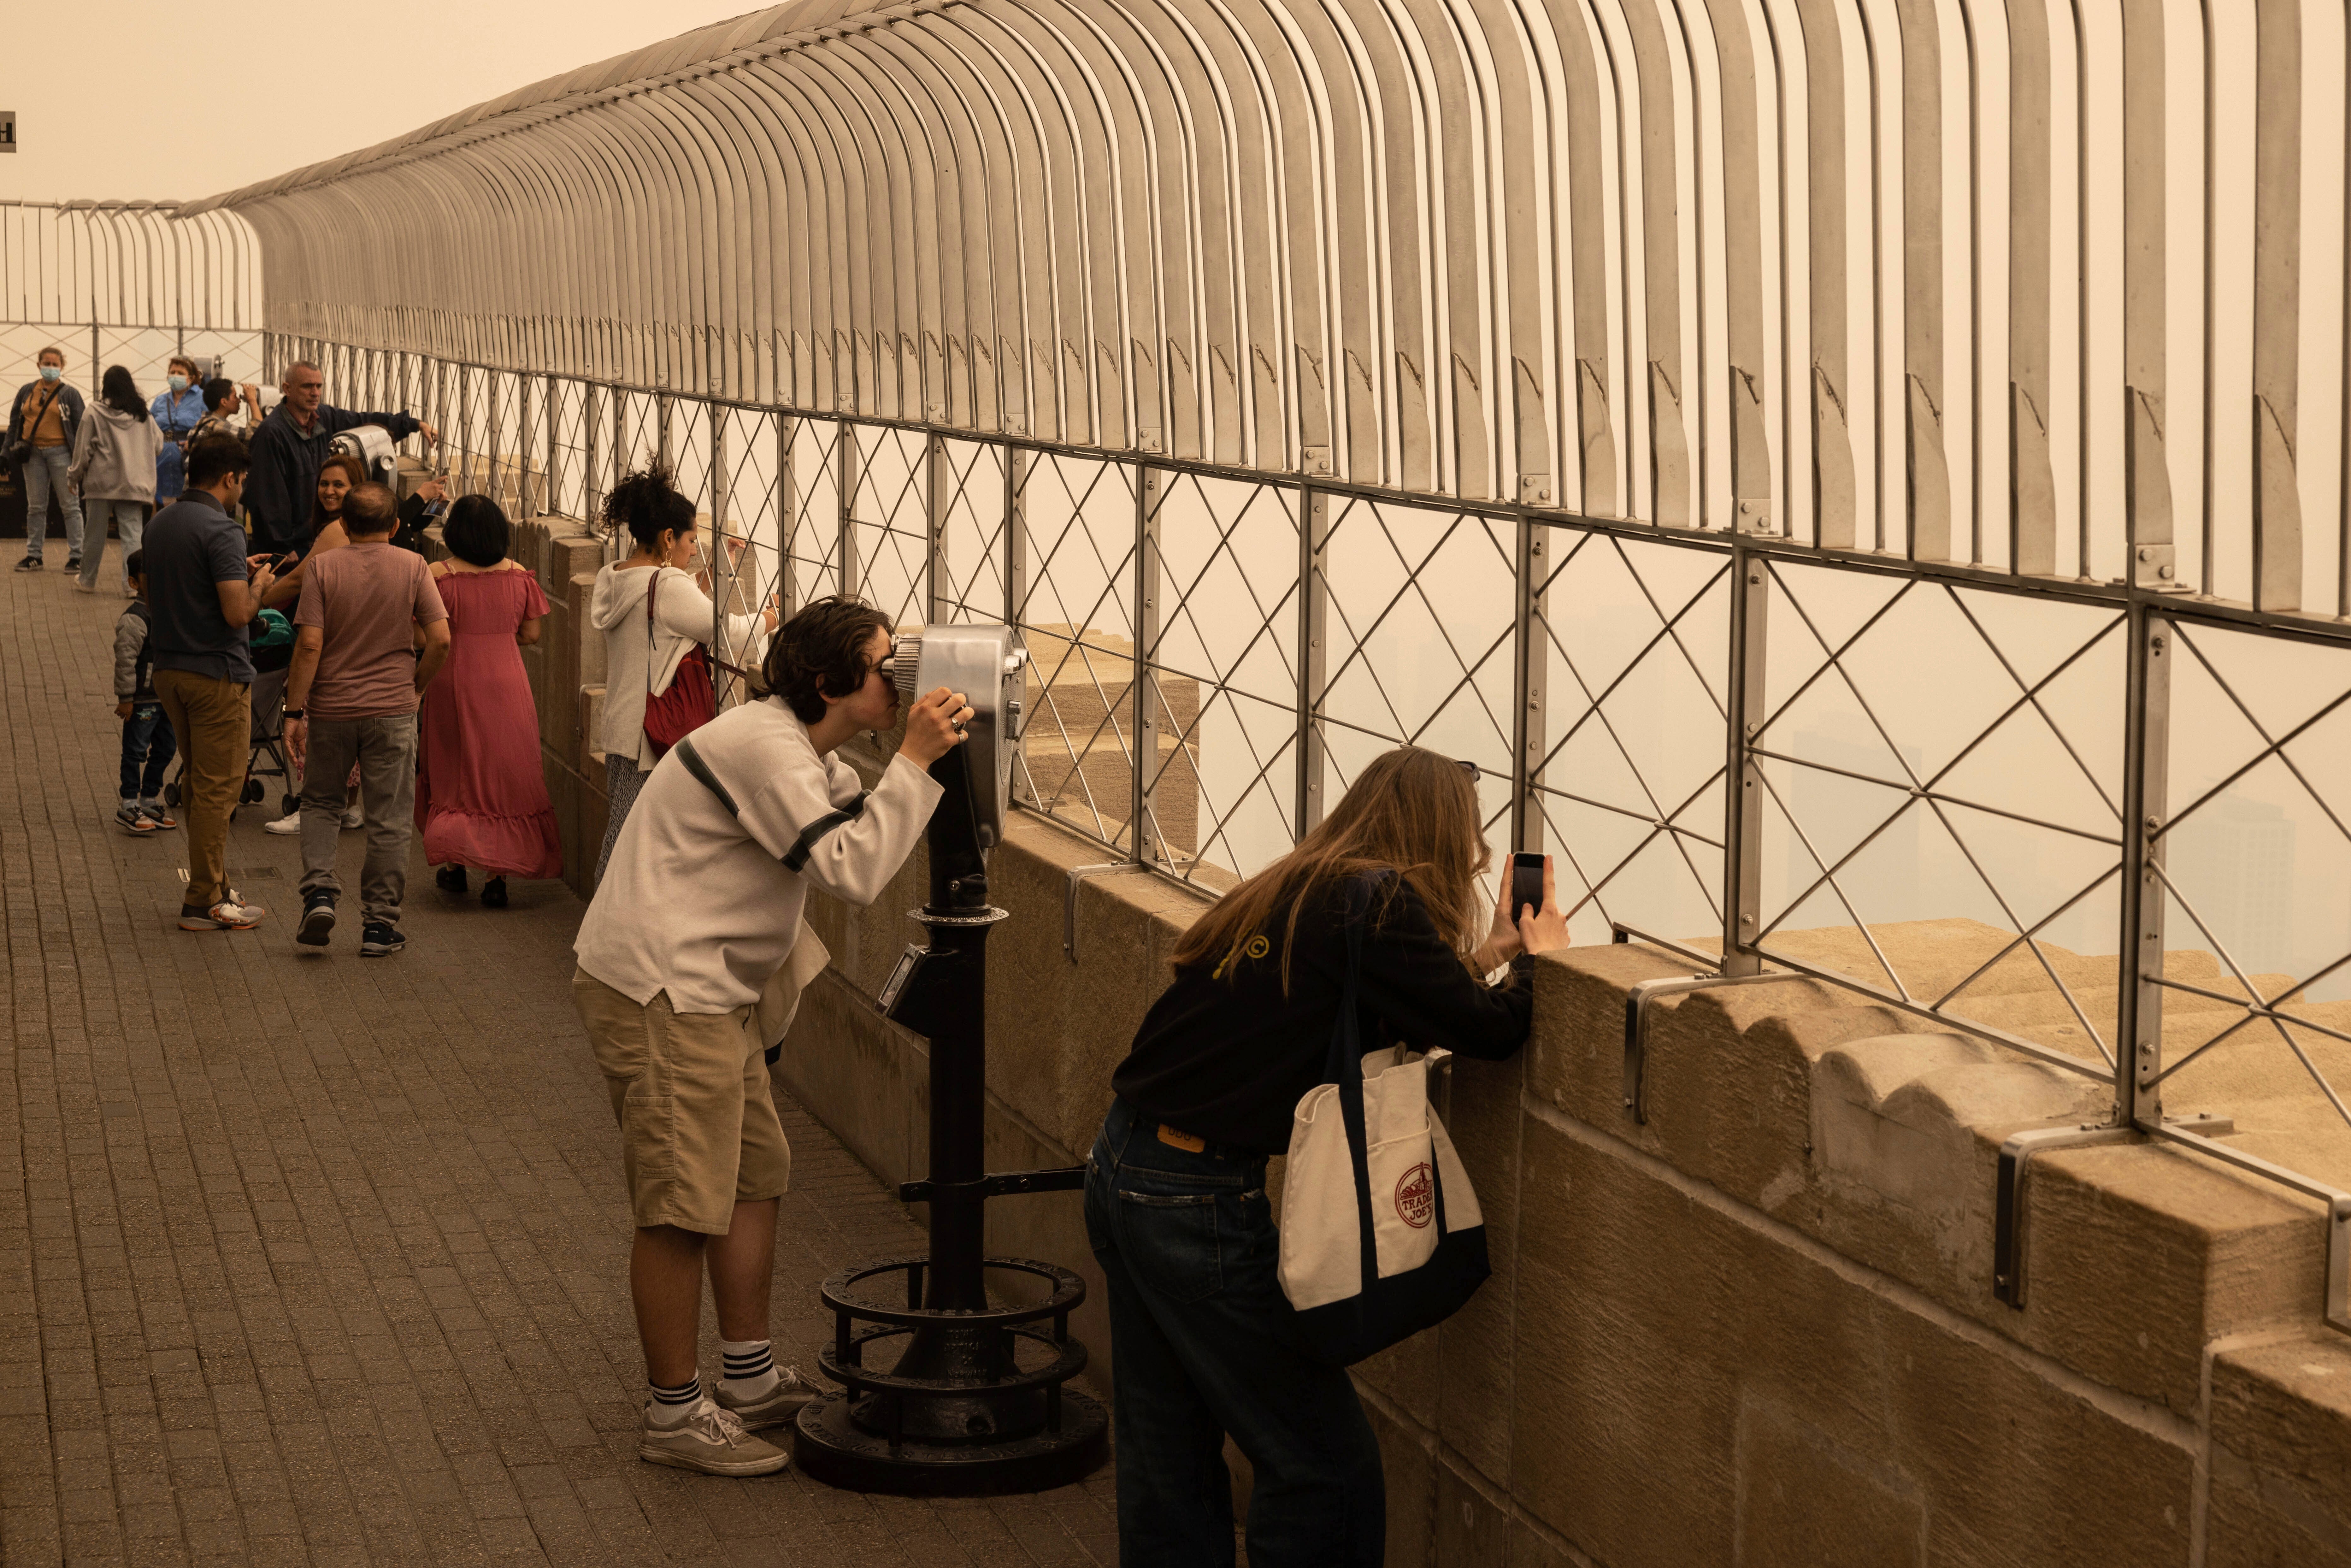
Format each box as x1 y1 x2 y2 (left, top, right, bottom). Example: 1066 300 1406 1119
791 743 1109 1494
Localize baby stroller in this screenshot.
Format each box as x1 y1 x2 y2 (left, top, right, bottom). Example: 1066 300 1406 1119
163 611 299 819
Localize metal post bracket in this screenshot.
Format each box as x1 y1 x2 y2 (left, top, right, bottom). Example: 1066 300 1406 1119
1621 968 1798 1125
1994 1113 2236 1310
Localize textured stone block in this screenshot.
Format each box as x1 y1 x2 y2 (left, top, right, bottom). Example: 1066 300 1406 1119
1510 1113 2196 1566
2204 1328 2351 1565
1735 1393 1924 1568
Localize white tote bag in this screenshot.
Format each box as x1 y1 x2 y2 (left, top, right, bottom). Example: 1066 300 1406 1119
1275 873 1491 1364
1280 1043 1483 1308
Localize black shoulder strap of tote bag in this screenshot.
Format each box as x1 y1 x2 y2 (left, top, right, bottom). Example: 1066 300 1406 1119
1325 869 1461 1304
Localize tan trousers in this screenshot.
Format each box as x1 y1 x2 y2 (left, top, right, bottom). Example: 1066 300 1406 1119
153 669 250 909
571 968 793 1235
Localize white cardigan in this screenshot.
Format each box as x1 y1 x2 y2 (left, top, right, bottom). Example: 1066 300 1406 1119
589 563 769 771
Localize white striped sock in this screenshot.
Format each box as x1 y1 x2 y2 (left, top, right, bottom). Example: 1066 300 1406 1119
720 1338 779 1398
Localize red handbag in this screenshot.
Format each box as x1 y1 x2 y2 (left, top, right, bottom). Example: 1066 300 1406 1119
642 571 716 758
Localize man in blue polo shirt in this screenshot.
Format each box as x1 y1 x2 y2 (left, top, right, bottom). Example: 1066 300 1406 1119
145 433 280 931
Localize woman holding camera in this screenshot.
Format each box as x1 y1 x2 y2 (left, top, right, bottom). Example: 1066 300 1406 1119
1089 746 1569 1567
588 464 776 883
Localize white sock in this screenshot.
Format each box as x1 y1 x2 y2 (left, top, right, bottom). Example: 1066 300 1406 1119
139 796 162 811
719 1338 780 1399
647 1375 701 1426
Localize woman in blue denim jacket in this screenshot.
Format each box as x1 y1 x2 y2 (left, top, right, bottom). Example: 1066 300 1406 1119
150 356 207 503
1089 746 1570 1567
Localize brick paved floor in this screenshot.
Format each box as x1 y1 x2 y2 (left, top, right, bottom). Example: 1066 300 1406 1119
0 560 1121 1566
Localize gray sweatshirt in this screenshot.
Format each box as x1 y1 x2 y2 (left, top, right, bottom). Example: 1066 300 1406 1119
69 402 163 504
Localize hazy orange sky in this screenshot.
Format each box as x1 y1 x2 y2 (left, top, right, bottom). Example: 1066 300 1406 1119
3 2 768 204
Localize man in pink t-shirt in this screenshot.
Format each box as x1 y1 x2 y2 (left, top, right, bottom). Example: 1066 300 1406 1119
285 482 452 955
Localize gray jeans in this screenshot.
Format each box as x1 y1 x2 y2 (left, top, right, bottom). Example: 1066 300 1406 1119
299 713 419 924
21 446 85 563
80 498 144 591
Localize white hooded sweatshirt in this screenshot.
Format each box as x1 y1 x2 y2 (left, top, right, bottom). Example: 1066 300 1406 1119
588 562 769 771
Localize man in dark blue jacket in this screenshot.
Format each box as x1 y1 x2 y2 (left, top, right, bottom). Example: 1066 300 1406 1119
243 361 438 553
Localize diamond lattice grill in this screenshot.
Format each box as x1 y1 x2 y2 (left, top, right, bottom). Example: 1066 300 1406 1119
1140 473 1303 886
2150 623 2351 1130
1529 529 1730 947
1751 563 2128 1074
1011 453 1140 852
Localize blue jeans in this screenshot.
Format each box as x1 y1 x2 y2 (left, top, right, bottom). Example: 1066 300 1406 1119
21 446 85 563
120 702 175 799
1084 1099 1384 1568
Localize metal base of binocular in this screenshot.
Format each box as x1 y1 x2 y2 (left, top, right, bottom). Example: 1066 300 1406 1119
793 641 1108 1495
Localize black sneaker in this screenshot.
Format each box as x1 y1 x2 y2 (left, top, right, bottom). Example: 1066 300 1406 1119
435 864 467 893
62 557 79 572
480 876 508 909
13 556 38 572
296 891 336 947
359 920 405 957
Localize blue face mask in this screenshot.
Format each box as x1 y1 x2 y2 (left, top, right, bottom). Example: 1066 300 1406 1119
38 365 62 383
168 374 189 392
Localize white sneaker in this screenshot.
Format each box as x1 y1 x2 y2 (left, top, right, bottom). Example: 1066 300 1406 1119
635 1396 789 1477
712 1367 820 1429
264 810 302 835
342 803 365 830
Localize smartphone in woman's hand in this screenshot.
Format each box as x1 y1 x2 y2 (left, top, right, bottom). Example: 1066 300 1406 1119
1511 852 1544 920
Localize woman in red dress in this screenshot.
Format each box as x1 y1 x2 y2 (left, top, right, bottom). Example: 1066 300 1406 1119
417 496 563 905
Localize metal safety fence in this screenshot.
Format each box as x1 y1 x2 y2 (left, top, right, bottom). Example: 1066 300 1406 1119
269 329 2351 1334
0 203 264 396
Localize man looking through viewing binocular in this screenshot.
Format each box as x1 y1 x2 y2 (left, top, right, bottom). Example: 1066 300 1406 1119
571 594 974 1478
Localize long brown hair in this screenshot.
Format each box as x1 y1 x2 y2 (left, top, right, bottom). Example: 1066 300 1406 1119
309 452 368 535
1171 746 1489 989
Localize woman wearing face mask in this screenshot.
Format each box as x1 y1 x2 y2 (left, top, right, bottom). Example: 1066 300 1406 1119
587 463 778 884
151 357 206 504
10 348 86 574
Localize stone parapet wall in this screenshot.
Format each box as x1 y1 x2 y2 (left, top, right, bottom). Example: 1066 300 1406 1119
775 796 2351 1566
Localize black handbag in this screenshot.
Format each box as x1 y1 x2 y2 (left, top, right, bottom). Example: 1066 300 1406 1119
1281 871 1492 1366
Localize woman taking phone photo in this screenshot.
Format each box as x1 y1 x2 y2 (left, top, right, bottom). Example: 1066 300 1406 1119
1087 746 1569 1567
588 463 775 882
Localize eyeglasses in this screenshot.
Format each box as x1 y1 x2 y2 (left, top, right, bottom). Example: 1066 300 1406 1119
1455 759 1481 783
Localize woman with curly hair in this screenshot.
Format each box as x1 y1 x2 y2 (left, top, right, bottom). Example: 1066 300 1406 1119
586 464 776 883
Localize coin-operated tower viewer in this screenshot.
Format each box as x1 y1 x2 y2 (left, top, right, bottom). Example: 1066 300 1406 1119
792 622 1111 1495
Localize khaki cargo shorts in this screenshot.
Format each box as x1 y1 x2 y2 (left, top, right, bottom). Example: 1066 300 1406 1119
572 968 793 1234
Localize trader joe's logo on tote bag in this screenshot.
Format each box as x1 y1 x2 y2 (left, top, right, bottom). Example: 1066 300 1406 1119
1394 1163 1435 1229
